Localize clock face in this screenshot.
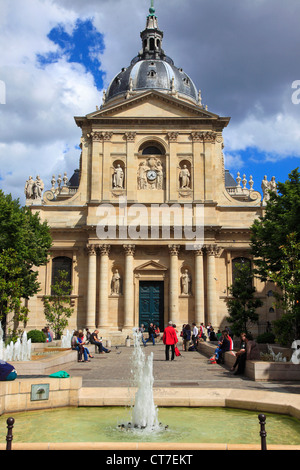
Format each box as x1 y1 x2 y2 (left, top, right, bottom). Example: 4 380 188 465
147 170 157 181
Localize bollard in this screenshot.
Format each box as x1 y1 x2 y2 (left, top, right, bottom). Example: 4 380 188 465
258 414 267 450
6 417 15 451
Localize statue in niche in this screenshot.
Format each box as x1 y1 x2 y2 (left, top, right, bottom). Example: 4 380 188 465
111 269 121 295
179 164 191 189
113 164 124 189
181 269 191 295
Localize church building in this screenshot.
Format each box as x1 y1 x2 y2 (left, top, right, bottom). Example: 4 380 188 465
25 7 277 341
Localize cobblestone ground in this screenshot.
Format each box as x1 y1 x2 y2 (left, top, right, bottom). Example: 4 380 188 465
62 341 300 394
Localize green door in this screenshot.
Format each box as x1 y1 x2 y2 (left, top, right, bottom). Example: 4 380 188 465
139 281 164 330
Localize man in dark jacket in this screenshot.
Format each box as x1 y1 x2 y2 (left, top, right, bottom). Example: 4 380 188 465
145 323 156 345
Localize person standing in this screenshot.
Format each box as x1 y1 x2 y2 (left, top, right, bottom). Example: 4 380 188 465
145 323 156 345
163 321 178 361
192 322 198 348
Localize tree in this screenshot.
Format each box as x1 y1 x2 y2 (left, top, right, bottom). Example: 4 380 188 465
250 168 300 280
268 233 300 345
0 191 52 336
250 168 300 345
0 249 29 336
226 259 263 336
43 270 74 339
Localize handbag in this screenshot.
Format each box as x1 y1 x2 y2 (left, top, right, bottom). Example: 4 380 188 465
175 346 181 357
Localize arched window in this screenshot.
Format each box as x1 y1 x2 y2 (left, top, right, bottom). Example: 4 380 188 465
232 257 251 285
149 38 155 50
51 256 72 294
141 145 163 155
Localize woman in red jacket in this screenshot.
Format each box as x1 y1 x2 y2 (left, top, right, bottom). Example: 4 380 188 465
163 321 178 361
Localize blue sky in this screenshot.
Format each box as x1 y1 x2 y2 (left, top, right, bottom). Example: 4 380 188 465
0 0 300 202
37 19 105 91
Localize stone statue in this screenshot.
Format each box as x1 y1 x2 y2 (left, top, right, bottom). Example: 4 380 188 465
25 175 44 201
111 269 121 295
113 164 124 189
179 165 190 189
138 158 164 190
261 175 277 204
269 176 277 194
24 176 35 199
181 269 191 295
156 161 164 189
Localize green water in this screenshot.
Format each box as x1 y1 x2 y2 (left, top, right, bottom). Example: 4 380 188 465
1 407 300 445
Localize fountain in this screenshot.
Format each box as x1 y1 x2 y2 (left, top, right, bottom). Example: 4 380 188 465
61 330 72 348
0 323 31 362
118 330 164 432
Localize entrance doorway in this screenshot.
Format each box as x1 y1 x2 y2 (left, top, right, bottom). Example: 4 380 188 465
139 281 164 330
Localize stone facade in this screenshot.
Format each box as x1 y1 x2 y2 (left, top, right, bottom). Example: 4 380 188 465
24 11 278 340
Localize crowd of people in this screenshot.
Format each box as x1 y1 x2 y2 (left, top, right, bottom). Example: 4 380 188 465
139 321 260 374
71 329 111 362
0 321 261 379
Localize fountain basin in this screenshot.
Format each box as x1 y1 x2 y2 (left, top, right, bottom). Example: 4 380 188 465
0 405 300 450
1 380 300 450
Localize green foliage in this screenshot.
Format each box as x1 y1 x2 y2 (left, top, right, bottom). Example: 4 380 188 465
43 270 74 339
272 313 298 347
251 168 300 280
0 191 52 332
27 329 47 343
226 260 263 336
250 170 300 345
256 332 276 344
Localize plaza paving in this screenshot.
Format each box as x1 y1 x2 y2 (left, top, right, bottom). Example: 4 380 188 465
62 340 300 394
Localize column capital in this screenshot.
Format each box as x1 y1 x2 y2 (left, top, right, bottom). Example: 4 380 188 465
194 245 204 256
167 132 179 142
86 244 97 255
98 244 111 256
205 243 222 257
168 244 180 256
125 132 136 142
123 244 136 256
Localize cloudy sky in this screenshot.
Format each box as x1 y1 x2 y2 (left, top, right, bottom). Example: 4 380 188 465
1 0 300 204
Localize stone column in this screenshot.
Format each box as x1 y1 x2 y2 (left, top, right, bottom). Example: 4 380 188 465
86 244 97 330
168 244 180 324
191 132 204 201
167 132 178 202
102 132 113 201
195 247 205 325
90 132 103 202
98 244 110 328
206 244 219 328
123 244 135 329
125 132 137 202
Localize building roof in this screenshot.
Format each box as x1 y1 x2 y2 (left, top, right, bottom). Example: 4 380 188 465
105 9 198 105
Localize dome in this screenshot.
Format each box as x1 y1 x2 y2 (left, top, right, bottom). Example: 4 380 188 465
105 10 199 105
106 57 198 104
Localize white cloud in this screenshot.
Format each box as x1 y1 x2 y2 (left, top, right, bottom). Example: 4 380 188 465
0 0 102 203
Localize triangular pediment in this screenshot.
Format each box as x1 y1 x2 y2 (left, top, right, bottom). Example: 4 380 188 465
135 260 168 272
86 90 220 120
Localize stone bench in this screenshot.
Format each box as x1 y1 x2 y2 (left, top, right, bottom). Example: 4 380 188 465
197 341 300 382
